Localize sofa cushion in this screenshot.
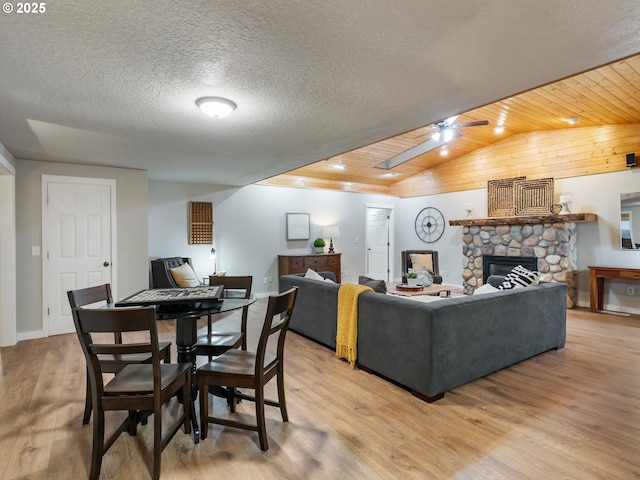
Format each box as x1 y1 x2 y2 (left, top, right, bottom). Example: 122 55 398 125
169 263 200 287
358 275 387 293
304 268 327 281
474 283 500 295
409 253 434 274
497 265 540 290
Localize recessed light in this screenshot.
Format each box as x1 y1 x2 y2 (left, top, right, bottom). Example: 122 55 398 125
440 147 449 156
567 117 579 125
196 97 237 118
494 126 505 134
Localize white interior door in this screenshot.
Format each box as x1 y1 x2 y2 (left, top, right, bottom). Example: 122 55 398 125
366 207 390 281
44 177 115 335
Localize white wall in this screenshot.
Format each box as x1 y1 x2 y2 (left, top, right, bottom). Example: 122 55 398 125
15 160 149 336
149 171 640 313
0 146 16 346
148 181 400 294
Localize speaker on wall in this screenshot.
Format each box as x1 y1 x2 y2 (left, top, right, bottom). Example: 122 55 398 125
626 153 636 168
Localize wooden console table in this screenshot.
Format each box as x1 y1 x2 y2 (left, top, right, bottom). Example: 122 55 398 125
588 266 640 312
278 253 341 283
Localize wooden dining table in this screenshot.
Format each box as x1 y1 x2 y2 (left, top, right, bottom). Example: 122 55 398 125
116 286 257 443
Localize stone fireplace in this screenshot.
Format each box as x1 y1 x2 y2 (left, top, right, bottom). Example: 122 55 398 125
449 213 598 308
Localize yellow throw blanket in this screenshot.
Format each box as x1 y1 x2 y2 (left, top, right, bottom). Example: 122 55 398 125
336 283 373 367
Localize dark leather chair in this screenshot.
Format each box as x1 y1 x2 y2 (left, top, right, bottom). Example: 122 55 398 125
150 257 199 288
195 276 253 361
72 305 191 480
67 284 172 425
197 287 298 451
401 250 443 284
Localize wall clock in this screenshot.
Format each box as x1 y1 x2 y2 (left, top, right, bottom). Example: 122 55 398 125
414 207 445 243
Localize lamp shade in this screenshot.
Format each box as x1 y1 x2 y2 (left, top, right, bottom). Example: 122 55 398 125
323 226 341 239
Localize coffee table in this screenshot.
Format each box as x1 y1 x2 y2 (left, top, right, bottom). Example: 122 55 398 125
388 282 457 297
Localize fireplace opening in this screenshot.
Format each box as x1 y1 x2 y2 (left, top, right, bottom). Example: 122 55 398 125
482 256 538 283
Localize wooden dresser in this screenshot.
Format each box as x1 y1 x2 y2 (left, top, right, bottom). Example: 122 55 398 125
278 253 342 283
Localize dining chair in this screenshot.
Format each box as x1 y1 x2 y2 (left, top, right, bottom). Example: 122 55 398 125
72 305 191 480
197 287 298 451
67 284 172 425
195 275 253 361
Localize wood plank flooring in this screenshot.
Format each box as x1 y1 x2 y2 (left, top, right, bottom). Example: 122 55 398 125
0 303 638 479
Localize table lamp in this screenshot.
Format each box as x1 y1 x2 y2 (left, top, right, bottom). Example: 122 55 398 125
210 247 217 274
323 226 341 253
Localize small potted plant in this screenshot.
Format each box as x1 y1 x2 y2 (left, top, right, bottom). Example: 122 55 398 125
406 271 419 287
313 237 326 253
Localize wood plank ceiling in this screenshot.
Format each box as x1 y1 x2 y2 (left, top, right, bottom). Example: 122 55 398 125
258 54 640 197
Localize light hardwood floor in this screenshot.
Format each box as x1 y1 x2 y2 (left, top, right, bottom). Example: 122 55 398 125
0 302 638 480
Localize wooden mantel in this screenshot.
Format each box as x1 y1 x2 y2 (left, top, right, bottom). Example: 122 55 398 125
449 213 598 227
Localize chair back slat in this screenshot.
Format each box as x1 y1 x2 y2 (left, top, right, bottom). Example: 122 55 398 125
67 284 114 308
208 275 253 298
255 287 297 375
72 306 161 397
68 284 120 342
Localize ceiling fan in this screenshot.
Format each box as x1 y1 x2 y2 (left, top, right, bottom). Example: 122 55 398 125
375 115 489 170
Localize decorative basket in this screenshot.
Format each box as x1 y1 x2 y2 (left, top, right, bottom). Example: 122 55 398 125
514 178 554 216
487 177 526 217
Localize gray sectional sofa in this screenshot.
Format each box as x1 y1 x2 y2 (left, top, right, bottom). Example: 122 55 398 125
279 272 566 402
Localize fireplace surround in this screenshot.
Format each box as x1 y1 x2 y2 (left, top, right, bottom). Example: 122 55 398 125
449 213 598 308
482 255 538 283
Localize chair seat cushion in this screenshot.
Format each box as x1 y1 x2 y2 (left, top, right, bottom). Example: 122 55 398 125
104 363 191 394
198 350 277 377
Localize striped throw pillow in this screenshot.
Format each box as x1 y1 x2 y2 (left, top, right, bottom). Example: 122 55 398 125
497 265 540 290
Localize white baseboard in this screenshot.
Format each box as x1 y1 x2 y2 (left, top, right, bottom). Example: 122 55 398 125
17 329 46 342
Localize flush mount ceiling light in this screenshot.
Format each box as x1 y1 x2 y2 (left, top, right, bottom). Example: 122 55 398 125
196 97 237 118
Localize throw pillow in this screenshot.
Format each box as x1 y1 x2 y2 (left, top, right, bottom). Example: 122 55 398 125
304 268 325 281
474 284 500 295
497 265 540 290
169 262 200 287
358 275 387 294
409 253 434 274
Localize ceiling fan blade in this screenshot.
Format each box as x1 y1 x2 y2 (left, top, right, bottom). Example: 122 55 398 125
452 120 489 129
375 131 462 169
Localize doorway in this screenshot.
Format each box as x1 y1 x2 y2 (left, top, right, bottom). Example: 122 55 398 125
42 176 116 335
365 205 394 281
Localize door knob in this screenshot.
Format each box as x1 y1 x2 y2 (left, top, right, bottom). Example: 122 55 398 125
103 261 110 267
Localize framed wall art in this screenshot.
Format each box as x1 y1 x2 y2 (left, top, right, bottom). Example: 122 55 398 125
286 213 310 240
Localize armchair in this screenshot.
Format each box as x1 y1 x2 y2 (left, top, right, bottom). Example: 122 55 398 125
401 250 443 284
150 257 201 288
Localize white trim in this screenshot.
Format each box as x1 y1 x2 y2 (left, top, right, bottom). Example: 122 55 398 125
0 175 17 346
17 330 46 342
364 203 395 282
41 175 117 336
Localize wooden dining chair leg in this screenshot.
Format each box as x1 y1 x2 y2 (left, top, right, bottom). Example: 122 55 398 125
198 376 209 440
90 411 105 480
255 385 268 451
153 404 162 480
83 372 92 425
277 367 288 422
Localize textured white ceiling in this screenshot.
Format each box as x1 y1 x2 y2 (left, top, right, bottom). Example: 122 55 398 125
1 1 639 185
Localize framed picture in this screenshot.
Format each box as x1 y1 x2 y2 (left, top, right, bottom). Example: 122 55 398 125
286 213 310 240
